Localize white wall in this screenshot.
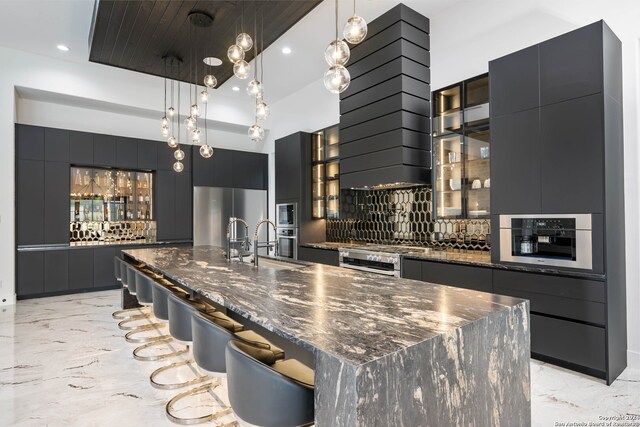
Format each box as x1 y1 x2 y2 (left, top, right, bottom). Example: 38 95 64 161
260 1 640 368
0 46 262 306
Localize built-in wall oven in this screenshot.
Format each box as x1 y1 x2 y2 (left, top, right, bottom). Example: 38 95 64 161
276 203 297 228
499 214 592 270
276 203 299 259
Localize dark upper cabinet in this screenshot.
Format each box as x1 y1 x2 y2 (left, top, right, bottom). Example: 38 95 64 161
539 22 603 106
69 131 94 165
275 133 303 202
17 159 45 245
16 124 44 160
156 170 176 240
540 94 604 214
137 140 158 170
17 251 44 297
175 172 193 240
44 250 69 293
44 161 70 244
192 145 214 186
490 108 541 214
211 149 234 188
116 137 138 169
93 134 116 167
489 45 539 117
69 249 94 290
93 246 116 288
44 128 70 163
157 143 176 171
232 151 268 190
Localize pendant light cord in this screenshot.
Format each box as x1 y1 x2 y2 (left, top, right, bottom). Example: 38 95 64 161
260 7 264 84
353 0 356 15
177 66 181 150
253 1 258 80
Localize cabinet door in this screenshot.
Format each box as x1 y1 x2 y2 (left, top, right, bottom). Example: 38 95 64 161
211 148 233 188
156 170 176 240
297 247 339 266
44 250 69 293
93 134 116 167
401 258 422 280
421 261 493 292
489 45 539 117
16 124 44 161
116 137 138 169
69 131 94 165
137 140 158 170
69 249 94 290
157 143 176 171
17 159 45 245
192 145 213 186
175 172 193 240
44 162 70 244
17 251 44 297
44 128 70 163
539 22 603 106
93 246 116 288
540 94 604 214
490 108 541 214
275 133 302 201
232 151 267 189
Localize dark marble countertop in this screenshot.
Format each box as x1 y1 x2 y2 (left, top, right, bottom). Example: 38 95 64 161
300 242 605 281
124 245 526 366
17 240 193 252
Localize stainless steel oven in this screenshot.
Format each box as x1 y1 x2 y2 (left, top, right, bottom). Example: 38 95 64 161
276 203 297 228
277 227 298 260
499 214 592 270
338 247 401 277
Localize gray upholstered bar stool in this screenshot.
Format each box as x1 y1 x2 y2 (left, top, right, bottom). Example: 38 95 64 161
112 258 151 321
164 311 284 425
226 340 315 427
132 279 190 362
123 270 168 344
150 292 213 390
117 264 152 330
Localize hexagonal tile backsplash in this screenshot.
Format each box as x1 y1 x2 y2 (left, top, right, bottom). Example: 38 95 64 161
69 220 156 246
326 187 490 251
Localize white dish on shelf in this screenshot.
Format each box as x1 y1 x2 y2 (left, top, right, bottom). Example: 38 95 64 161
469 210 488 216
449 178 462 191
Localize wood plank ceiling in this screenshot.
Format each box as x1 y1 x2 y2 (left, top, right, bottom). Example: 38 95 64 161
89 0 322 85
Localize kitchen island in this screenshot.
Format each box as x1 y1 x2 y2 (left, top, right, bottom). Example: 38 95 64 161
124 246 531 427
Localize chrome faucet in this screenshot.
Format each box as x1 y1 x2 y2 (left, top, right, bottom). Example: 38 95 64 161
253 219 278 266
226 217 251 262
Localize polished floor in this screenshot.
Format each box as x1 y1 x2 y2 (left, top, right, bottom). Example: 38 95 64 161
0 290 638 426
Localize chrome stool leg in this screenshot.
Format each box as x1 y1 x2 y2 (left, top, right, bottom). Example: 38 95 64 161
150 357 211 390
165 380 237 425
124 323 168 343
117 313 153 331
112 306 151 320
133 337 189 362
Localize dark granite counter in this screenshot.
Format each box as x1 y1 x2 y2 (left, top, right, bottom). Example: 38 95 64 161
124 245 531 426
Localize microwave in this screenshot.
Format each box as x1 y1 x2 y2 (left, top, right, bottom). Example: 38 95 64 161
499 214 593 270
276 203 297 228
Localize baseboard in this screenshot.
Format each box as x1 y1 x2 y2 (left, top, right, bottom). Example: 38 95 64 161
628 349 640 369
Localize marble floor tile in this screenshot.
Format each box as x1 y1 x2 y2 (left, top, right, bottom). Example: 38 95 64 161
0 290 638 427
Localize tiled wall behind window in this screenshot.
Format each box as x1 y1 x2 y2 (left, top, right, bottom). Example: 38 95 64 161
326 187 490 250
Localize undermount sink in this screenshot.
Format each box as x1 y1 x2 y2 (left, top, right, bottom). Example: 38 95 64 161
256 258 303 271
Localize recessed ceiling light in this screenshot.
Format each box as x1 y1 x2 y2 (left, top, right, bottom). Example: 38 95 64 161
56 44 69 52
281 47 292 55
203 57 222 66
232 86 240 92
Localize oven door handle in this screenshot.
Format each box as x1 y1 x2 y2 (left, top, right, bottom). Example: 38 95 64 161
339 263 398 277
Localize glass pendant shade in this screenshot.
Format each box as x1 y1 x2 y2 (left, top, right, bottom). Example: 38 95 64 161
190 104 200 117
248 123 265 142
167 107 176 117
246 80 263 98
233 60 250 79
236 33 253 52
173 161 184 173
204 74 217 88
191 128 201 142
167 136 178 148
227 45 245 63
343 15 368 44
185 116 195 129
161 127 170 137
174 149 185 161
199 144 214 158
200 90 209 103
256 101 270 119
323 65 351 94
324 39 350 66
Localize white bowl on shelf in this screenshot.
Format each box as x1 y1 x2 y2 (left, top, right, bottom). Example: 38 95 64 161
449 179 462 191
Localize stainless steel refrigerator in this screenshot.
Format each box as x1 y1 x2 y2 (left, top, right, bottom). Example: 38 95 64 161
193 187 269 253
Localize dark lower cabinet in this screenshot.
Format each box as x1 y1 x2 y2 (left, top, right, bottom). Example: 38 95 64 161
69 250 94 290
17 251 44 297
44 250 69 293
93 247 117 288
402 259 422 280
401 258 493 293
297 246 339 266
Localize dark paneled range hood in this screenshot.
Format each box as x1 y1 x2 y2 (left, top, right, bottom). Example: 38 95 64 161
339 4 431 190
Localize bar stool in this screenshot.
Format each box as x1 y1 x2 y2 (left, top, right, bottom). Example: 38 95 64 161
133 279 190 362
165 311 285 425
112 258 150 321
226 340 315 427
150 292 213 390
124 270 167 344
117 264 152 330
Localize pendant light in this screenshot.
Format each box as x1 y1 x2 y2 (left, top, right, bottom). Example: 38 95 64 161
173 80 184 173
324 0 350 94
255 11 270 120
160 68 169 136
200 83 214 159
230 1 251 79
343 0 367 45
246 7 263 98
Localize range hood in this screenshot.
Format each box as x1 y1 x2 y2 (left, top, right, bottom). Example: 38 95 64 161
339 4 432 190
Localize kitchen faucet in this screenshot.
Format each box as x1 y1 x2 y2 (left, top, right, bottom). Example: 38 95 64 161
253 219 279 266
226 217 251 262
